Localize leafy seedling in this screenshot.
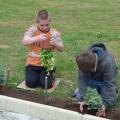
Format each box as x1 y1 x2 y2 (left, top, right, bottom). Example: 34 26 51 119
40 49 55 74
84 87 103 110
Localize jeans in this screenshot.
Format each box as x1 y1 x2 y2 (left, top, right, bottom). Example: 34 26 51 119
25 65 55 89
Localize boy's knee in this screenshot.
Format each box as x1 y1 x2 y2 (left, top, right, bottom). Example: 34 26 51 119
25 80 36 88
40 79 54 89
41 82 53 89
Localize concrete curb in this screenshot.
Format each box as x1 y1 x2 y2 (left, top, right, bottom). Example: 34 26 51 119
0 95 109 120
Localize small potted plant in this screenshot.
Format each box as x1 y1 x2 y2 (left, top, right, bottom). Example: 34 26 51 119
0 65 8 92
84 87 103 114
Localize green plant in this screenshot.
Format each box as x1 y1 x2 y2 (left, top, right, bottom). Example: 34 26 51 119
84 87 103 110
40 49 55 74
0 65 7 85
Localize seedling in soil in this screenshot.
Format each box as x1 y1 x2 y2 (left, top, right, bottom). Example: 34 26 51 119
84 87 103 110
0 65 9 91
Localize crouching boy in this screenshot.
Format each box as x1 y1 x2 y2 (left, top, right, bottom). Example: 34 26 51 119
74 43 118 116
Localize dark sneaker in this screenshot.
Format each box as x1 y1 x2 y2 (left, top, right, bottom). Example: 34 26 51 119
67 96 80 105
68 89 77 98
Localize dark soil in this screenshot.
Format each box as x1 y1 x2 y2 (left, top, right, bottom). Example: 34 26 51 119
0 88 120 120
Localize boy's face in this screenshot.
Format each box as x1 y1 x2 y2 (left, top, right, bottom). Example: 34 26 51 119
37 18 51 33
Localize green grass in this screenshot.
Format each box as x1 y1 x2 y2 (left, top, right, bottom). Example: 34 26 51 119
0 0 120 108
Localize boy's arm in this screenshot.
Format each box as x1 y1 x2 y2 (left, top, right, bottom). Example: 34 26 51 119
22 36 39 45
78 71 89 112
78 71 89 101
49 29 64 51
101 61 117 108
50 37 64 52
96 61 117 117
23 35 47 45
22 26 47 45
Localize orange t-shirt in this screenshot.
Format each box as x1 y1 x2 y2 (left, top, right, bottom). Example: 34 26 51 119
24 25 61 66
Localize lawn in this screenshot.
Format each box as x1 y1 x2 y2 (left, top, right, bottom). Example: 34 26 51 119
0 0 120 107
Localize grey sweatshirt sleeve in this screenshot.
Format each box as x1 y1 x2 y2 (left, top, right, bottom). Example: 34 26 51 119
78 71 89 101
102 59 117 107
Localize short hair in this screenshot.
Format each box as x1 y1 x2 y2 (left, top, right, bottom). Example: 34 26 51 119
76 52 96 73
37 10 50 22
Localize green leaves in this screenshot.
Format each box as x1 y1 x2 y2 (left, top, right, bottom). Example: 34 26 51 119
84 87 103 110
0 65 7 85
40 49 55 73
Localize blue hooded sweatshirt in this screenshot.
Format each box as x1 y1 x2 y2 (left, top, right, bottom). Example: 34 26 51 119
77 43 117 107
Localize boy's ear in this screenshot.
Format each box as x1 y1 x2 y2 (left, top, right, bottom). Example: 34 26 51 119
37 19 39 23
49 18 51 22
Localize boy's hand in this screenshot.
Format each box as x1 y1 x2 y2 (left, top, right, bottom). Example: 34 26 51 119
49 36 64 51
79 101 86 112
51 31 60 39
49 38 57 46
36 34 47 42
96 105 106 117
